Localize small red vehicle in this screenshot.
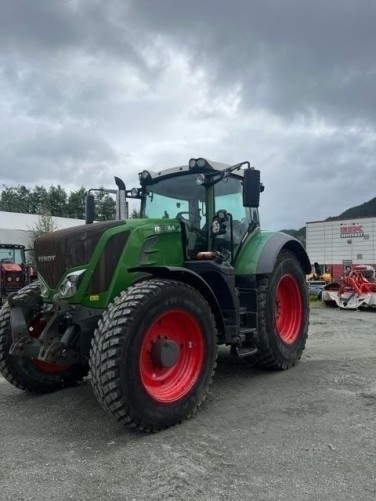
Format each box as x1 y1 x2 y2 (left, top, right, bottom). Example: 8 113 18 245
0 244 34 301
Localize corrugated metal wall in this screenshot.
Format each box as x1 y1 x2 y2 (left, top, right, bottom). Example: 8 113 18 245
306 217 376 279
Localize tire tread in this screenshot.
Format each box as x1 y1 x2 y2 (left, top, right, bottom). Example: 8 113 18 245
89 279 218 432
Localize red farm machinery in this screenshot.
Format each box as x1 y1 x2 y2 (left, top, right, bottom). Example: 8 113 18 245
322 265 376 309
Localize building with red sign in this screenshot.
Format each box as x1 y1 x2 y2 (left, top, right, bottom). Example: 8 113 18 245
306 216 376 280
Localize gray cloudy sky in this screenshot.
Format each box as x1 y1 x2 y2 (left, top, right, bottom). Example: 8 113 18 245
1 0 375 230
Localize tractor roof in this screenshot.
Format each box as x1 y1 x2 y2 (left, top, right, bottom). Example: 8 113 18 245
0 243 25 249
144 158 245 182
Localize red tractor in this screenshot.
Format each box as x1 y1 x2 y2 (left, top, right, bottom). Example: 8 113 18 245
0 244 33 302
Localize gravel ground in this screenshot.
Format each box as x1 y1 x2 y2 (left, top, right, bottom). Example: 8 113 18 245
1 303 376 501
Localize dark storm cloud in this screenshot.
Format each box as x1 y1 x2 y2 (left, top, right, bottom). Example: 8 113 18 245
127 0 376 122
0 0 376 229
0 1 80 51
0 126 119 185
2 0 376 124
0 0 149 74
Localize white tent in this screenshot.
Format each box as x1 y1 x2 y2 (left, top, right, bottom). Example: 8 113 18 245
0 211 85 248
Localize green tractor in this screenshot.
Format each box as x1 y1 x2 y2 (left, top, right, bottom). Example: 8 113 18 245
0 158 310 431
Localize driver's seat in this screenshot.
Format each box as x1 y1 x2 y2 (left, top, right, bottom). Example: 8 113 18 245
178 219 198 259
186 230 198 258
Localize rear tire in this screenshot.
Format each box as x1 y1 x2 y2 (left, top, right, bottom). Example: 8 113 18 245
89 279 218 432
0 283 87 393
250 250 309 369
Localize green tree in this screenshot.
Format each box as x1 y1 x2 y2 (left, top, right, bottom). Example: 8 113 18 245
67 187 87 219
130 208 141 218
47 185 67 217
30 209 60 242
95 191 116 221
0 185 32 213
29 185 48 214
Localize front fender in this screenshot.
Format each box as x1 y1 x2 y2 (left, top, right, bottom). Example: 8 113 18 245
128 265 225 336
235 231 310 275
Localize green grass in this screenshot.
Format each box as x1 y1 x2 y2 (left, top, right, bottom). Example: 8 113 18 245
309 296 325 308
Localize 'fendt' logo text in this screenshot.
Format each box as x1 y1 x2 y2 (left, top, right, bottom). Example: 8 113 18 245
37 255 56 262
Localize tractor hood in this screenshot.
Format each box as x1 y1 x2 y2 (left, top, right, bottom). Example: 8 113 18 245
34 221 125 288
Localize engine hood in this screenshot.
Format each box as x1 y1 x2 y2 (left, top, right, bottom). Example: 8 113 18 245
34 221 125 288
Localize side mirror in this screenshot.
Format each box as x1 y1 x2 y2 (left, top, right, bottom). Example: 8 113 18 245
243 168 261 208
85 193 95 224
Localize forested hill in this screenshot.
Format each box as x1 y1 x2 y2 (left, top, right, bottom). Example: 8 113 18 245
281 227 306 246
281 195 376 246
326 195 376 221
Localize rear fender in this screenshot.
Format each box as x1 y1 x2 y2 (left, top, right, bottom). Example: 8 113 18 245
236 231 311 275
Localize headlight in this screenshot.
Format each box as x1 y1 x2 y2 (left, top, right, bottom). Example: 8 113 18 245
138 170 151 182
15 277 20 282
196 158 207 168
189 157 208 169
7 277 11 282
195 174 205 185
37 275 49 298
58 269 86 298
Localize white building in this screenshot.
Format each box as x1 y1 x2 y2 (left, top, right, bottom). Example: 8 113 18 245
0 211 85 249
306 216 376 280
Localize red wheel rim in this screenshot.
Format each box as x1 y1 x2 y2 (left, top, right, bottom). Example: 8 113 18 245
29 317 71 373
32 359 72 373
140 309 205 403
275 274 303 344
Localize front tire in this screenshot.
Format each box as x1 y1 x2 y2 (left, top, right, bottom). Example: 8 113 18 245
250 250 309 369
0 283 87 393
89 279 218 432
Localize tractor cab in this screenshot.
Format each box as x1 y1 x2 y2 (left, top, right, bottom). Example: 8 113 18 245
139 158 262 262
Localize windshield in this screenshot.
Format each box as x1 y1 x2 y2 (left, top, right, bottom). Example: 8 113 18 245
0 248 24 265
214 176 252 247
215 176 249 220
144 173 250 217
144 173 206 228
143 171 254 255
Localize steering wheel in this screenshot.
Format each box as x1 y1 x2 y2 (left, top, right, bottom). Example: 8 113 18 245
176 211 191 224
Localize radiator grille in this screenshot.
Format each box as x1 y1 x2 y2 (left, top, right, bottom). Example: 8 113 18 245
87 231 130 294
34 221 124 288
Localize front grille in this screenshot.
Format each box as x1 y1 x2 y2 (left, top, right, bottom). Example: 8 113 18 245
3 285 24 294
34 221 125 288
87 231 130 294
0 271 26 296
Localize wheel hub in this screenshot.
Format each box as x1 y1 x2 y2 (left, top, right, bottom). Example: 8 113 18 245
150 339 180 368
